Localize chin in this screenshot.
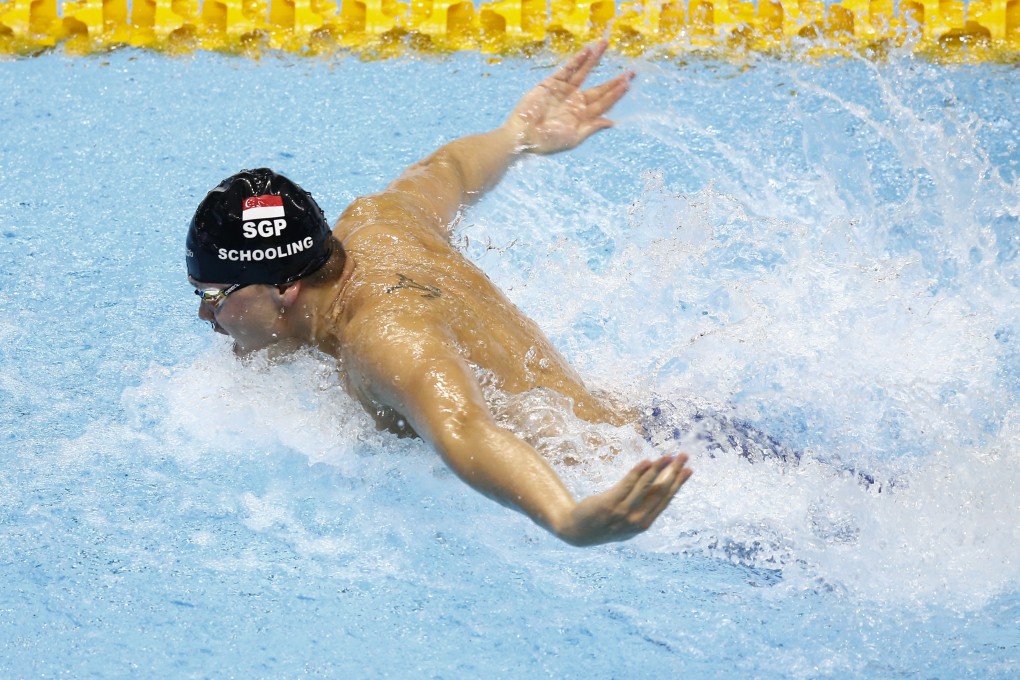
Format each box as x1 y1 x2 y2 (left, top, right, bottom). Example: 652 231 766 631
231 340 269 358
231 337 301 360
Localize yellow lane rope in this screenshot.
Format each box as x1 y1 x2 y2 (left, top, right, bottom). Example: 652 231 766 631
1 0 1018 59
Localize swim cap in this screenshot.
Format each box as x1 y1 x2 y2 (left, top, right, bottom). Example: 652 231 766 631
186 168 333 285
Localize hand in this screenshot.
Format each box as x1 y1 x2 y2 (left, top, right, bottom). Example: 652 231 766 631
556 454 693 547
506 41 635 155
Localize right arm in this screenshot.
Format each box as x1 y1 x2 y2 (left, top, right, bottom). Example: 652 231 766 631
360 333 691 546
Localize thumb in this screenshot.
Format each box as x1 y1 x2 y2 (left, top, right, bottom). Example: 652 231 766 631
578 118 614 142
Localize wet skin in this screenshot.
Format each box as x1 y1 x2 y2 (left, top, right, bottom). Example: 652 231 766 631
191 43 692 546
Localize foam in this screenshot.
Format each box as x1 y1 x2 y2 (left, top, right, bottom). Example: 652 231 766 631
454 53 1020 608
40 48 1016 613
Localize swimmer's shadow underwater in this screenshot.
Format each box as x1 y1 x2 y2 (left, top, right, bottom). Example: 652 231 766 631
640 399 890 492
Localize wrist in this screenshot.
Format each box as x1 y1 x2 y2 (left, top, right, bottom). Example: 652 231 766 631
547 502 587 547
501 117 535 154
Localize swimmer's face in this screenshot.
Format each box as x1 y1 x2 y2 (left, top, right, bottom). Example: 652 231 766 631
189 277 289 356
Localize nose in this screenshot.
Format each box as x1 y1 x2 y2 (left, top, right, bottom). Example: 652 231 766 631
198 300 215 322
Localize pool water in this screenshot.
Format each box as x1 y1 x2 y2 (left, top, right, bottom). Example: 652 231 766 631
1 47 1018 677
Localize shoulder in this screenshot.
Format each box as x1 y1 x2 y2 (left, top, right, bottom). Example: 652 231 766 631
333 192 450 249
336 191 444 239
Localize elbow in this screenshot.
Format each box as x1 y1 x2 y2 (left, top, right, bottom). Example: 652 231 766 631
429 414 490 478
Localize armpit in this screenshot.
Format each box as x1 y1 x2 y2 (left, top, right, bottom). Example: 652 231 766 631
369 401 419 439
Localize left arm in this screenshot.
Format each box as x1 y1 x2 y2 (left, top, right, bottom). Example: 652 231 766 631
359 331 691 546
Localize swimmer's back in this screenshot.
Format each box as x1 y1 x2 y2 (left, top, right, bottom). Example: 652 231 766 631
331 193 621 425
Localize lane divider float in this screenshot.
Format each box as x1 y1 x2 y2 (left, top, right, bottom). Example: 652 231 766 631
1 0 1018 58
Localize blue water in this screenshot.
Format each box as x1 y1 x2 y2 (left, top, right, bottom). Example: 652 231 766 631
1 48 1018 677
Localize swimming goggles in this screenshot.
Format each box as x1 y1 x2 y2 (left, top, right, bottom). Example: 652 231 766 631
194 283 251 309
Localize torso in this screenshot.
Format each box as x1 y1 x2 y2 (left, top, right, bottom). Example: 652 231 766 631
323 195 623 430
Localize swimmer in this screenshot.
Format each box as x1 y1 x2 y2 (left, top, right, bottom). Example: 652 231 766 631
186 42 692 547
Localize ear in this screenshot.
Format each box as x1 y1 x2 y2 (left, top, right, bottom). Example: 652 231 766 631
278 281 303 307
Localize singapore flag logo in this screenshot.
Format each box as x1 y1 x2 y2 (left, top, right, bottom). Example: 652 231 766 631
242 195 285 221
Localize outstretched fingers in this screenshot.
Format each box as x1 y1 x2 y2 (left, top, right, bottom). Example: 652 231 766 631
644 456 693 522
553 41 608 89
577 117 613 142
605 459 654 504
574 73 634 141
562 454 692 545
621 455 673 507
622 455 691 527
582 72 634 117
511 41 634 154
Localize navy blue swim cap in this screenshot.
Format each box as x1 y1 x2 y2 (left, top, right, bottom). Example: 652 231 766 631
186 169 333 285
